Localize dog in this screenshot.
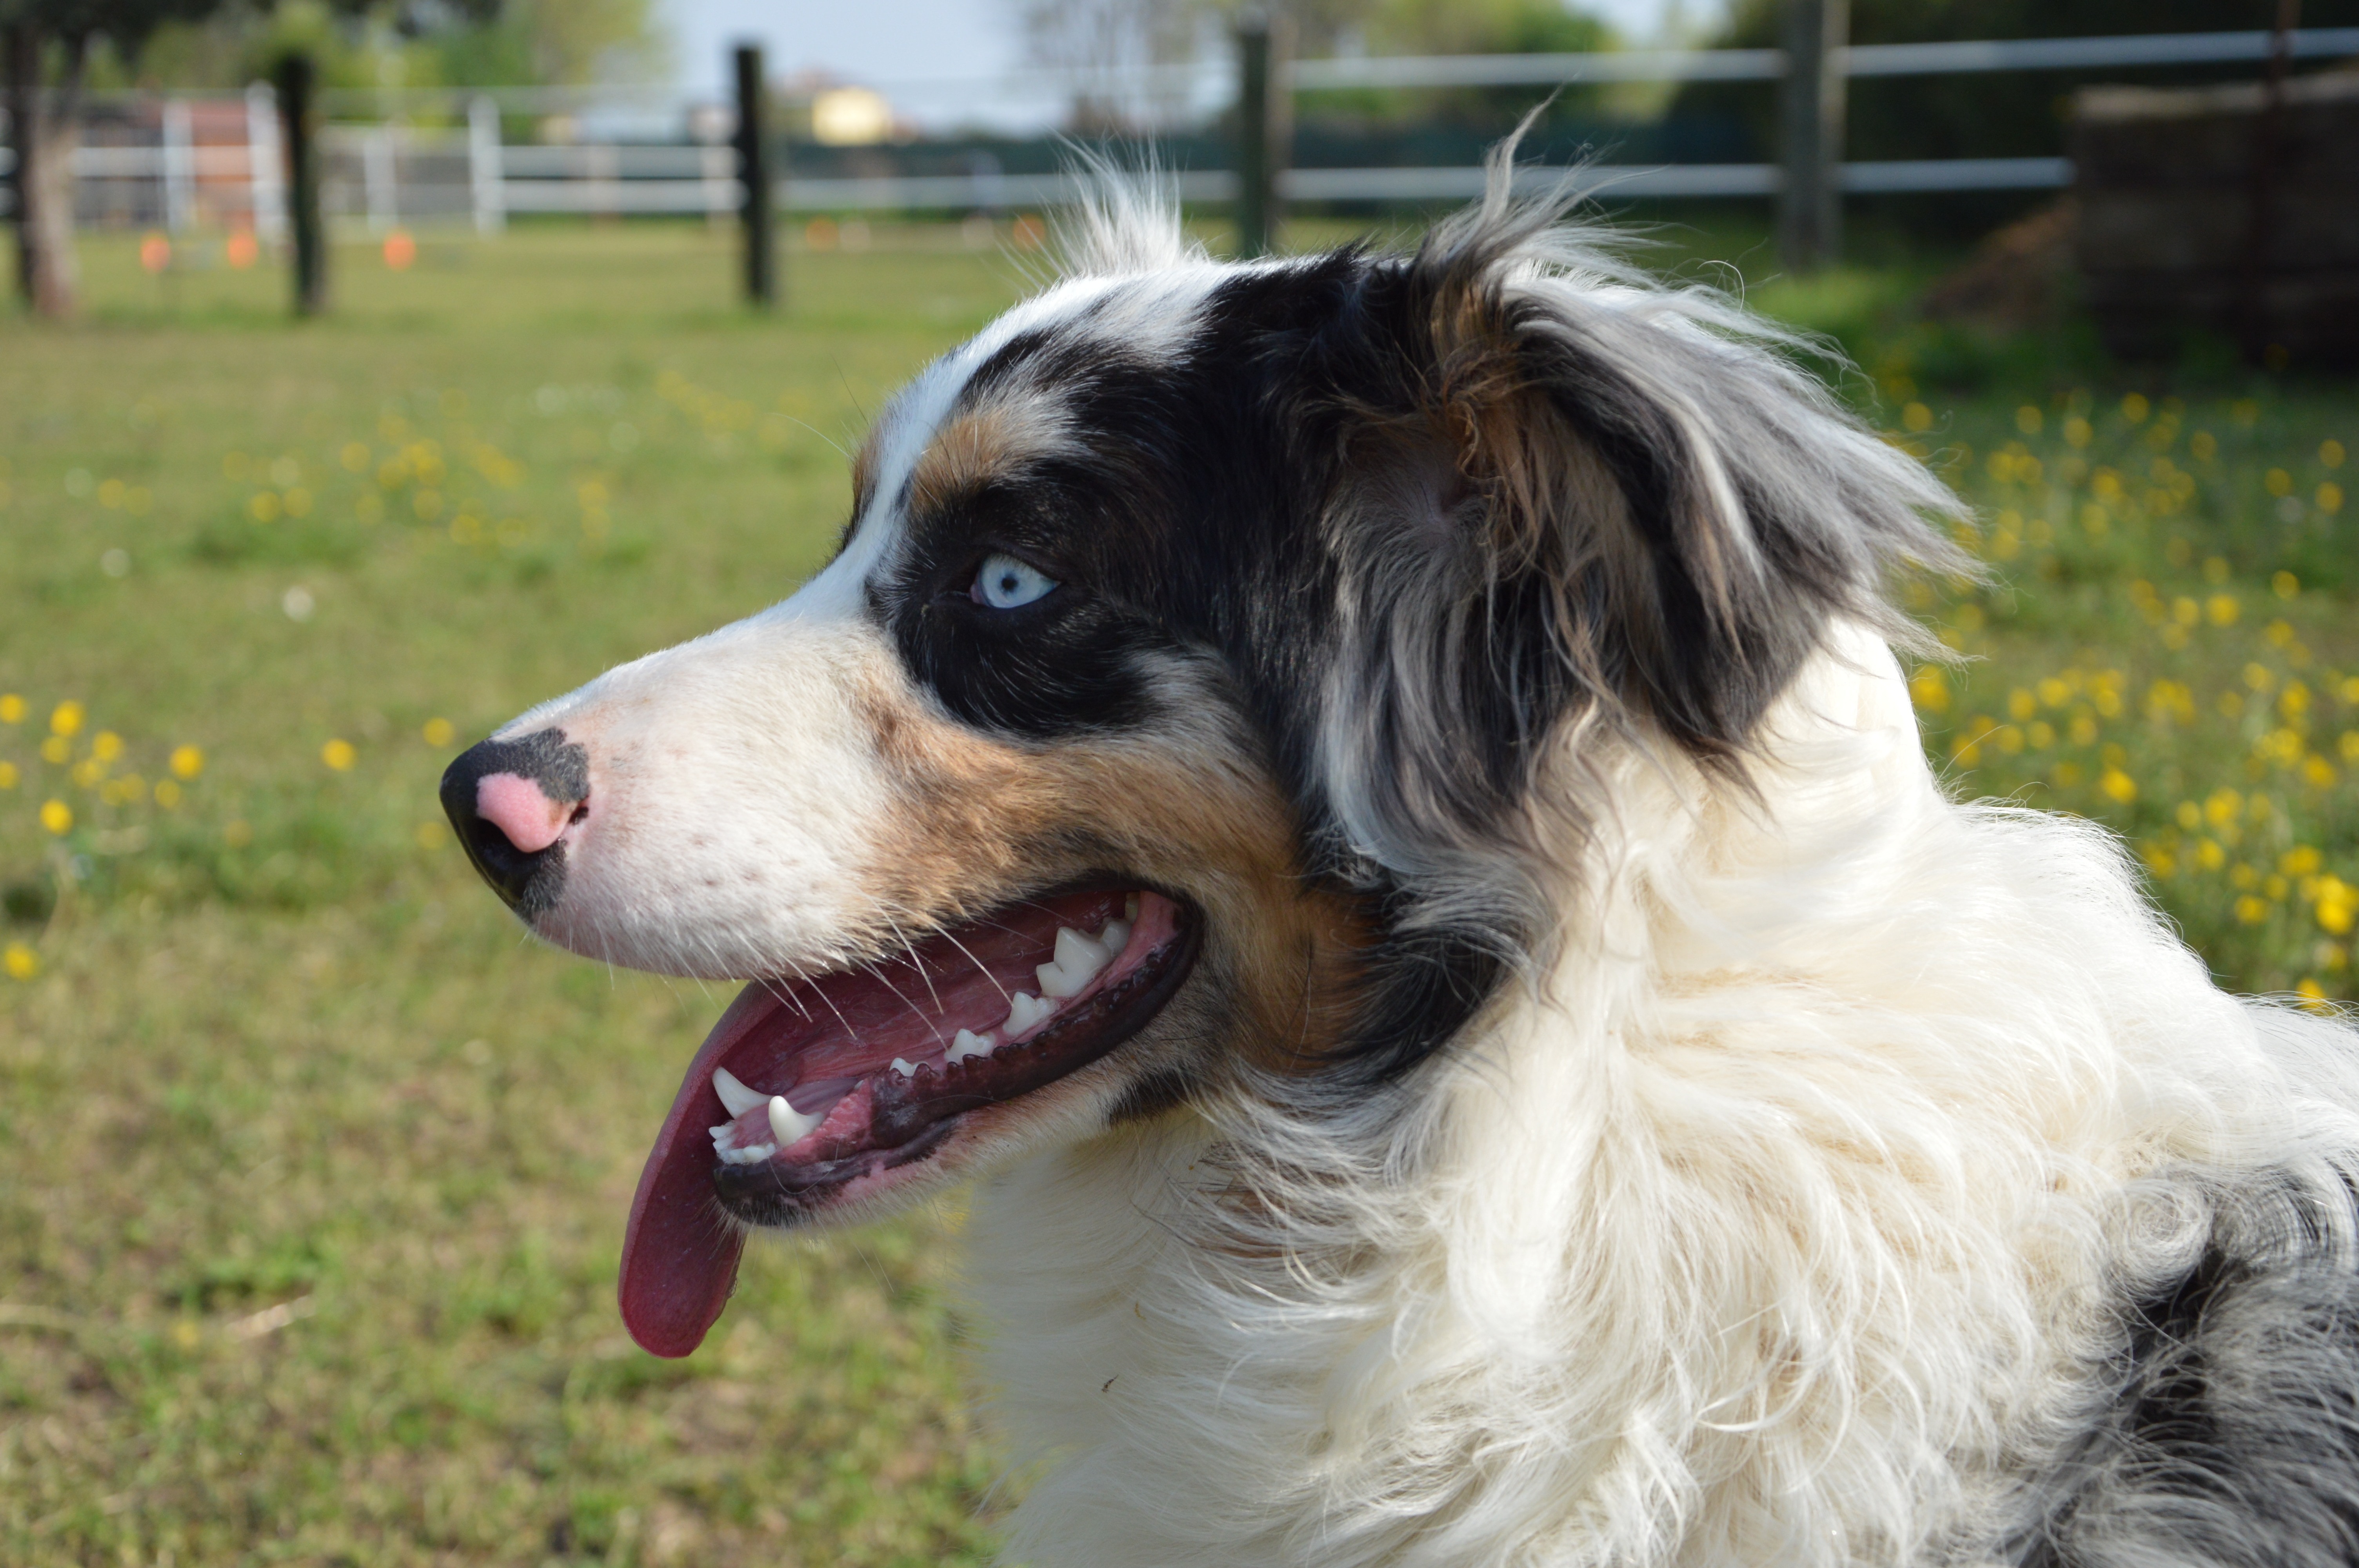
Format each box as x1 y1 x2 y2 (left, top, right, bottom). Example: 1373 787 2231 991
441 156 2359 1566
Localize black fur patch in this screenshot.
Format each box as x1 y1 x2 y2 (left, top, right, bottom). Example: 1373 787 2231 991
2014 1177 2359 1567
869 227 1955 1083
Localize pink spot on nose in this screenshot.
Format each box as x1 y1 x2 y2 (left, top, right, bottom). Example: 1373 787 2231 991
476 772 573 855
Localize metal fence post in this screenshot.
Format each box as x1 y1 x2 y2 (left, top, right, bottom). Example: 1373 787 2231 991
244 80 285 243
1234 13 1291 259
161 96 194 232
734 43 776 309
468 95 504 236
274 53 325 316
1778 0 1848 272
362 125 396 233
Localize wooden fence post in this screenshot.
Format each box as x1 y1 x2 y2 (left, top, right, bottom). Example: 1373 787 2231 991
1778 0 1847 272
1234 13 1291 260
275 52 325 317
734 43 776 309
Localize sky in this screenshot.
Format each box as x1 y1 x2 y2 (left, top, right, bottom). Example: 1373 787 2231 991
657 0 1713 114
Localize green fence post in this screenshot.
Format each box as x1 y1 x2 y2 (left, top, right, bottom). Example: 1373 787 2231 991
735 43 776 309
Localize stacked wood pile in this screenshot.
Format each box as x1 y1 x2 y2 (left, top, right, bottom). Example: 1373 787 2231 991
2071 71 2359 366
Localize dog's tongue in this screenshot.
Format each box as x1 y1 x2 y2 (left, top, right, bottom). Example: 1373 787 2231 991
619 984 773 1357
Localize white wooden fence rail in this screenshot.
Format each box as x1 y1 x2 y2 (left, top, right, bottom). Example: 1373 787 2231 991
0 27 2352 226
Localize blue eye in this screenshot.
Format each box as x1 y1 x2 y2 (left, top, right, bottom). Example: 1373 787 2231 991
972 552 1057 610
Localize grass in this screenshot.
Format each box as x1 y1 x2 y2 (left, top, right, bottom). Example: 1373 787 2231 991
2 216 2354 1565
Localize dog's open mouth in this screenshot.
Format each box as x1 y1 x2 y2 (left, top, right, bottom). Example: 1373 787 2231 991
620 886 1198 1356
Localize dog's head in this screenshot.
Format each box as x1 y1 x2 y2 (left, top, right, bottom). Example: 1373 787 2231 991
441 174 1964 1357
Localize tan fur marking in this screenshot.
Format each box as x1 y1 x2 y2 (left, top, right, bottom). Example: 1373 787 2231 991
905 398 1068 520
849 674 1369 1078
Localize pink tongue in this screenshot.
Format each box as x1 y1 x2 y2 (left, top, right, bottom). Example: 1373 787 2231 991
618 984 773 1357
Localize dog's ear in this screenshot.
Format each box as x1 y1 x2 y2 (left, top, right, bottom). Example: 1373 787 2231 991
1306 192 1967 1072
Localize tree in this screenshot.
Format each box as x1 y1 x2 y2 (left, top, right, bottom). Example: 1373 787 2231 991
5 1 218 317
4 0 529 319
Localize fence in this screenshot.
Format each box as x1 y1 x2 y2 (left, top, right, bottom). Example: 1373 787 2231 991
5 24 2357 236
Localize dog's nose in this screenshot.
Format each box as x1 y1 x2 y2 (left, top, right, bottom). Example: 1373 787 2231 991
439 728 591 918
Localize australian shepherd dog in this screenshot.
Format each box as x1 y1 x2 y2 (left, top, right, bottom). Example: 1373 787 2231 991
441 153 2359 1566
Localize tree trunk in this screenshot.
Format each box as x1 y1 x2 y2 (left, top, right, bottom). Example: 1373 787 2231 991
4 22 36 310
7 25 86 320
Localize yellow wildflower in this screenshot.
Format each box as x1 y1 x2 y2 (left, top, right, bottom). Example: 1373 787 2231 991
0 693 21 724
170 744 204 779
422 717 457 748
40 799 72 835
322 739 357 771
2 943 36 982
50 701 83 737
2320 877 2358 936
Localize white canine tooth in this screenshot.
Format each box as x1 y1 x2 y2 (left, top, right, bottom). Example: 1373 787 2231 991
768 1094 821 1148
949 1028 993 1063
712 1065 765 1118
1096 918 1130 957
1003 991 1052 1035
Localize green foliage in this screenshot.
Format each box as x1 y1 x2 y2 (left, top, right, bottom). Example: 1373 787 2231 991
1678 0 2359 238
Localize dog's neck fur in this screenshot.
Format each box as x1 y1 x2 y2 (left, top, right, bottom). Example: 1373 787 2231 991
963 625 2359 1568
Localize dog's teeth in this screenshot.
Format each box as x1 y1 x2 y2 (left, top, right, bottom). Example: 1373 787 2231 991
717 1140 776 1166
712 1065 766 1118
1004 991 1052 1035
949 1027 994 1063
890 1057 920 1078
768 1094 821 1148
1125 894 1140 921
1038 927 1109 998
709 1123 734 1149
1096 918 1130 956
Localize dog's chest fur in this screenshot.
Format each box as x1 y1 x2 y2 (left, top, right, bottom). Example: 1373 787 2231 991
962 637 2359 1568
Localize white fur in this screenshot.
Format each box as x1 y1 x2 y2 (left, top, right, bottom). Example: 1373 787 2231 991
967 627 2359 1568
476 174 2359 1564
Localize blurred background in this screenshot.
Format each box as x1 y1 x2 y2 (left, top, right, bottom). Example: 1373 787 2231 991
2 0 2355 1561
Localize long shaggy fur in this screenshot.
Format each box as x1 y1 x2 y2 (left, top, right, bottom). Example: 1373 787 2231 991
451 143 2359 1568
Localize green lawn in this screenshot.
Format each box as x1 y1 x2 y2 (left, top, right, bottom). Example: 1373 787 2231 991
2 218 2353 1566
